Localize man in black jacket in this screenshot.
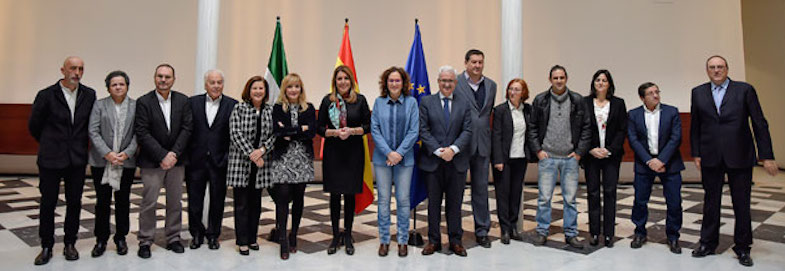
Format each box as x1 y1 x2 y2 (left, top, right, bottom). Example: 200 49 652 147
527 65 591 249
29 56 96 265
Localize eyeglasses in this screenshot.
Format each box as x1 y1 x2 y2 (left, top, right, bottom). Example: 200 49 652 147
438 79 455 83
387 79 402 84
707 65 726 71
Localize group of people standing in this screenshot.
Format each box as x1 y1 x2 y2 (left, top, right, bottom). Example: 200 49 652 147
28 52 776 268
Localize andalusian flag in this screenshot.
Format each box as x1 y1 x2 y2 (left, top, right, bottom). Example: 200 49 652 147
334 20 374 214
264 17 288 105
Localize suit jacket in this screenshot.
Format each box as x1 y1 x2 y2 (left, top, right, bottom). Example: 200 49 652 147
134 90 193 168
87 96 137 168
187 94 237 170
583 96 628 162
417 93 473 173
627 103 685 174
455 72 496 157
271 102 316 161
690 79 774 168
491 101 535 165
28 81 96 168
527 89 592 157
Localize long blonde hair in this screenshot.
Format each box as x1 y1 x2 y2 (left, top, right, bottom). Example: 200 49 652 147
277 73 308 112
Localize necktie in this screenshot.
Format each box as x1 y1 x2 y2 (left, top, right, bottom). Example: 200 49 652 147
443 97 450 128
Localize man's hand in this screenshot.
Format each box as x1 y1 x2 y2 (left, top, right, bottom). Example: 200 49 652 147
537 150 549 161
104 152 121 166
568 152 581 162
589 148 605 159
440 148 456 162
160 152 177 170
763 159 779 176
694 157 701 171
494 163 504 171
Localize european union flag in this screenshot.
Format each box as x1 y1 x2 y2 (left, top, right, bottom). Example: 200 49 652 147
405 21 430 208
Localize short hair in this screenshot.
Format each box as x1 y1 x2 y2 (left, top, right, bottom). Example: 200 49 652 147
330 65 358 104
104 70 129 89
438 65 457 77
378 66 411 98
277 73 308 112
589 69 616 98
705 55 728 69
464 49 484 62
505 78 530 101
637 82 658 98
155 63 175 77
241 76 269 104
203 69 224 82
549 65 567 79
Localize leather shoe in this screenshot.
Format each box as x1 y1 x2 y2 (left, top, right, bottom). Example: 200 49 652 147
327 236 340 255
500 233 510 245
604 236 614 248
630 235 646 249
249 243 260 251
238 246 249 256
166 241 185 253
737 251 753 267
63 244 79 261
138 245 151 259
589 235 599 246
189 237 203 249
691 244 715 258
116 239 128 255
510 231 524 241
378 244 389 257
207 238 220 250
398 244 408 257
477 236 491 248
565 236 584 249
34 247 53 265
421 242 441 255
91 242 106 257
533 234 547 246
344 233 355 255
667 239 681 254
449 243 467 257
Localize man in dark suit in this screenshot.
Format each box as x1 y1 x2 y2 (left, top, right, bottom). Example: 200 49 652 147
454 49 496 248
419 66 473 257
627 82 684 254
29 56 96 265
690 55 777 267
186 70 237 250
134 64 193 258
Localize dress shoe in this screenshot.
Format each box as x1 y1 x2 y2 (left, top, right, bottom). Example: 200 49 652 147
565 236 584 249
589 235 599 246
604 236 614 248
500 232 511 245
280 246 290 260
189 237 203 249
238 246 249 256
477 236 491 248
691 244 715 258
667 239 682 254
289 235 298 253
115 239 128 255
398 244 408 257
449 244 467 257
737 251 753 267
249 243 260 251
63 244 79 261
166 241 185 253
327 236 340 255
421 242 441 255
344 233 355 255
378 244 389 257
510 231 524 241
34 247 53 265
91 242 106 257
630 235 646 249
207 238 220 250
138 245 151 259
533 234 547 246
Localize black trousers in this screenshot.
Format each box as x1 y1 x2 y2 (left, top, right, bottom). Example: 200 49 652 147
425 161 466 246
38 166 86 248
584 158 621 237
492 158 527 235
186 161 228 240
232 186 262 246
90 166 135 244
329 192 356 237
273 183 306 247
699 163 753 254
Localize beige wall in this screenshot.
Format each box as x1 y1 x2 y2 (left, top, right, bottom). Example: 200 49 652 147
742 0 785 167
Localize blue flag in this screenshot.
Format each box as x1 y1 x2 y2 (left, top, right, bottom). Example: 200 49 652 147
405 22 430 209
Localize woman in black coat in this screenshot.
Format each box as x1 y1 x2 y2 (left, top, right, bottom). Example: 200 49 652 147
491 78 534 245
582 69 627 247
317 65 371 255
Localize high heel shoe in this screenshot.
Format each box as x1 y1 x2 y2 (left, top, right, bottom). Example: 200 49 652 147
289 233 298 253
344 233 355 255
327 236 340 255
280 245 290 260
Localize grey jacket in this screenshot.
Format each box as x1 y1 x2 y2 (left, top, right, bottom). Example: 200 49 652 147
88 96 137 168
455 72 496 157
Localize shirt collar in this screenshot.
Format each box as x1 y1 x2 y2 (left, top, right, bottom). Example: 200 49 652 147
438 92 454 100
155 90 170 102
711 78 730 91
644 103 661 113
206 94 222 104
508 100 523 111
464 72 485 85
59 81 78 94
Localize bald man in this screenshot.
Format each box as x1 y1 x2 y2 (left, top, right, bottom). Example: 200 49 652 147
29 56 97 265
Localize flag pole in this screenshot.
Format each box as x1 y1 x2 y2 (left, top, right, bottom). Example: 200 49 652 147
407 17 425 248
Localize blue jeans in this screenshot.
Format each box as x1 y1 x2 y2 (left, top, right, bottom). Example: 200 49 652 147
374 164 413 244
535 157 579 237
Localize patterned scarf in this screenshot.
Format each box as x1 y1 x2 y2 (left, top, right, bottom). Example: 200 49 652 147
328 95 347 128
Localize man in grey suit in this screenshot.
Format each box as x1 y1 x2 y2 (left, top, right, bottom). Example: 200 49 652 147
134 64 193 258
455 49 496 247
419 66 473 257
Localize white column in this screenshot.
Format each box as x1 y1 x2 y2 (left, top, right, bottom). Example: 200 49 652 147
194 0 221 95
501 0 522 86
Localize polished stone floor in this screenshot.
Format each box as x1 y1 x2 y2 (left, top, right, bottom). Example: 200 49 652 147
0 167 783 270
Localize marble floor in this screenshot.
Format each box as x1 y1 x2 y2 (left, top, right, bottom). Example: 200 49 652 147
0 167 783 270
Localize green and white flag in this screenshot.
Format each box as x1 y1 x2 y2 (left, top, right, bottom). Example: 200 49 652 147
264 18 288 105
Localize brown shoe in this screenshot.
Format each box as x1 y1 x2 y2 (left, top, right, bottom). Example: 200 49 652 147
378 244 389 257
398 244 408 257
421 242 441 255
449 244 467 257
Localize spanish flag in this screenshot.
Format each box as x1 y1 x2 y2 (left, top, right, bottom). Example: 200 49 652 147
333 20 374 214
